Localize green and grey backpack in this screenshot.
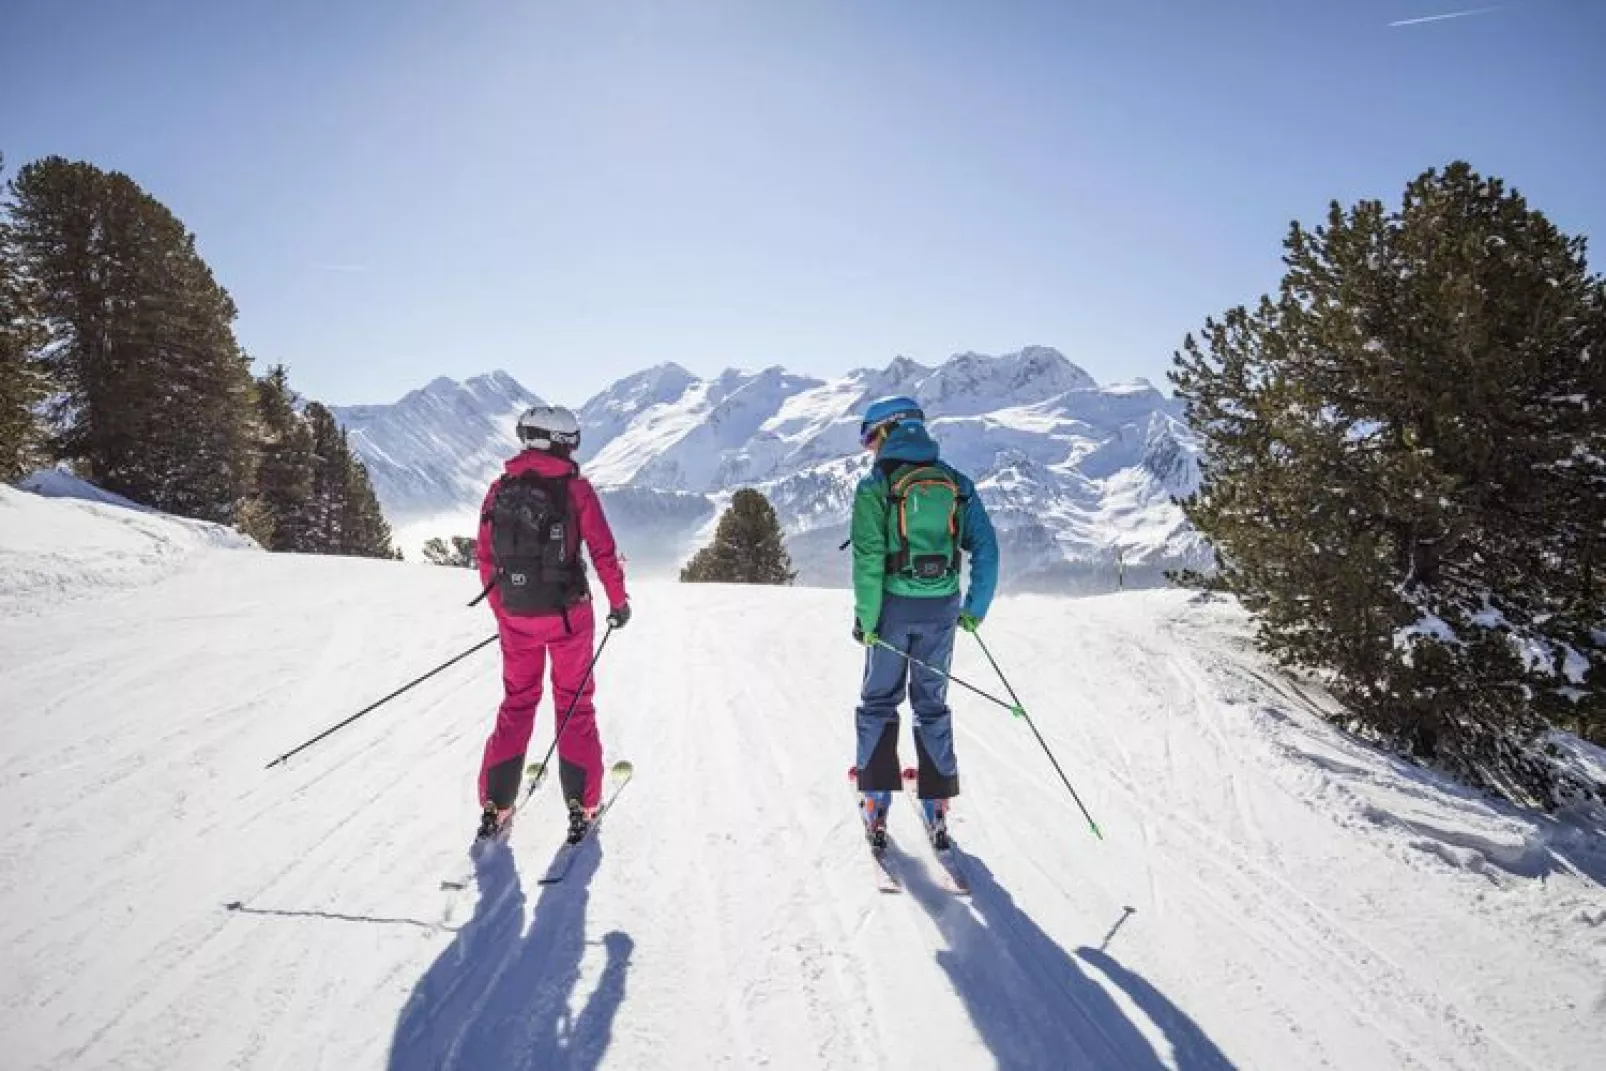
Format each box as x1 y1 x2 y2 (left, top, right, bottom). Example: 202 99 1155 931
884 464 967 580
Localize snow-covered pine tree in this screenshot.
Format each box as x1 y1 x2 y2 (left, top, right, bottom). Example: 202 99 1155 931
680 488 796 585
1172 162 1606 804
7 157 254 521
0 156 52 481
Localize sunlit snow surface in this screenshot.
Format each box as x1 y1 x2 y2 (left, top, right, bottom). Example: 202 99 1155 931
2 484 1602 1070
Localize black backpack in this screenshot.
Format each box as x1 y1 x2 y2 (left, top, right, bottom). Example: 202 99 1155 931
485 472 589 616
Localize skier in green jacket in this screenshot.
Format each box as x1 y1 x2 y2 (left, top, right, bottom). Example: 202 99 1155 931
849 395 999 850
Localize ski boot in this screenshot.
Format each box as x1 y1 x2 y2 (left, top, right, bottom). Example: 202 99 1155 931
862 790 892 853
476 802 515 842
565 798 598 845
922 798 952 851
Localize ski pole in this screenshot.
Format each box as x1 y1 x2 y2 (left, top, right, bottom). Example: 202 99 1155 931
264 634 499 769
870 638 1019 716
524 624 615 794
969 631 1104 840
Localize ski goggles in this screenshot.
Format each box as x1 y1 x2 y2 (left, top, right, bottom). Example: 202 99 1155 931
859 410 924 447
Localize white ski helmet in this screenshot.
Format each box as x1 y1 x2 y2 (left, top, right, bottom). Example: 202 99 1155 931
516 404 581 456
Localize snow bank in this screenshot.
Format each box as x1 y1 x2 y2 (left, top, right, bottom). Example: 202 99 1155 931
19 469 155 510
0 476 257 613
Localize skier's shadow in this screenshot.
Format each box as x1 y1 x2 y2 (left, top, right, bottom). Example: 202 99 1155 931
388 840 632 1071
897 848 1234 1070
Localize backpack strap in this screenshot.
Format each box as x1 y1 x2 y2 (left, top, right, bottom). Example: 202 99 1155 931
883 463 913 575
945 463 970 571
480 474 508 524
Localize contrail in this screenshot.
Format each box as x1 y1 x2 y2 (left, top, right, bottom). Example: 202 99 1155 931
1388 6 1501 27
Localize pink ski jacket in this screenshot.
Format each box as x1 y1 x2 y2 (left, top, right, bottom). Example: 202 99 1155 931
475 450 629 615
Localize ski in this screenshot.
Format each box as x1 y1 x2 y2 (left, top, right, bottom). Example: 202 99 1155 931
439 775 542 894
433 770 546 931
536 759 634 884
901 769 970 895
848 768 902 894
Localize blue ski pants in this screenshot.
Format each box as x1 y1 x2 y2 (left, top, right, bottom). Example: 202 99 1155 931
855 593 961 798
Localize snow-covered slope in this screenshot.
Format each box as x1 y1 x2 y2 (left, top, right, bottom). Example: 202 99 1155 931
2 499 1603 1069
339 350 1209 586
0 474 257 612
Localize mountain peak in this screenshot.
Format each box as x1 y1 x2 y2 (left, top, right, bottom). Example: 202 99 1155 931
468 368 522 390
944 346 1093 383
463 370 539 408
917 347 1097 415
583 363 698 412
402 371 537 409
887 355 926 375
851 355 931 399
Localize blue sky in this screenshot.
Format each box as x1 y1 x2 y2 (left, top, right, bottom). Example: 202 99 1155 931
3 0 1602 407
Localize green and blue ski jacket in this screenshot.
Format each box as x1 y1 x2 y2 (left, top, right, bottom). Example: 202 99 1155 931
851 422 999 633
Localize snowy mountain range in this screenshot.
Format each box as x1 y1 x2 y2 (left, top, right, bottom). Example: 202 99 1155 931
333 349 1211 589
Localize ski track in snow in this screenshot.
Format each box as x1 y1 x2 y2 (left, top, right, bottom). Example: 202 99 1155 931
2 490 1604 1069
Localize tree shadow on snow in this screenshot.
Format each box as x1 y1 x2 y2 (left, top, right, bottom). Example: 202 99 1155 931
898 849 1235 1070
388 840 632 1071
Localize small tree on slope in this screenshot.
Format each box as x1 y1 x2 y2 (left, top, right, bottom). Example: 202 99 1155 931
681 488 797 585
422 536 476 568
1171 161 1606 805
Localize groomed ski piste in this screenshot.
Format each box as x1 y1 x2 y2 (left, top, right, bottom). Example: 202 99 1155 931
2 481 1603 1070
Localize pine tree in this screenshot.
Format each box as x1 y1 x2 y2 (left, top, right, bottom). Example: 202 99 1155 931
0 156 52 481
340 449 394 558
249 365 315 551
422 536 476 568
1172 162 1606 806
681 488 796 584
294 402 394 558
7 157 254 521
298 403 349 553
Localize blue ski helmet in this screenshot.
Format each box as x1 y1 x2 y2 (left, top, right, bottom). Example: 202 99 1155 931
859 395 925 446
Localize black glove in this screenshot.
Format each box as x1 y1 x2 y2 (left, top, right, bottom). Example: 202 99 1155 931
607 603 631 629
852 619 879 646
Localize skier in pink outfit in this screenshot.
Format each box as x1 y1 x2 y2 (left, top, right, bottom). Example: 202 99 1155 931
474 405 630 843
